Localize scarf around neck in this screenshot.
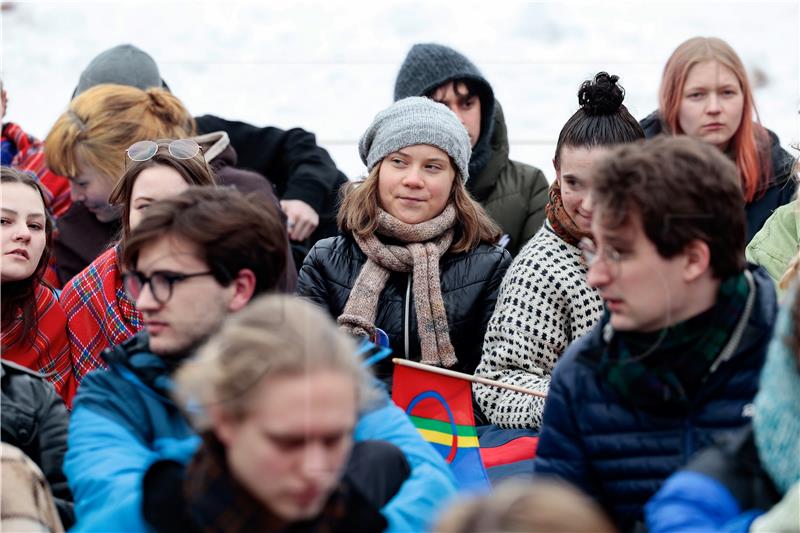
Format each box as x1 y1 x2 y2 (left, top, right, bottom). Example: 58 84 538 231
590 270 754 413
545 179 591 246
338 205 457 368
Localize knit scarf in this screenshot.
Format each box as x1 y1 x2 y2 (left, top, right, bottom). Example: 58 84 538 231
590 271 752 413
338 205 457 368
545 179 590 246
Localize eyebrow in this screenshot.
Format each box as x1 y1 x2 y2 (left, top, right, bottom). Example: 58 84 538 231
1 208 45 219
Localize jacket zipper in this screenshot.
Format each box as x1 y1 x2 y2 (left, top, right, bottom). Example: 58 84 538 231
404 274 411 359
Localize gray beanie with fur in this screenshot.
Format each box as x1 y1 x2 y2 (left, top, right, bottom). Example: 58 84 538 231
359 97 472 181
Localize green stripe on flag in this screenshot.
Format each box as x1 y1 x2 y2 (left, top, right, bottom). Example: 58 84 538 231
409 415 478 437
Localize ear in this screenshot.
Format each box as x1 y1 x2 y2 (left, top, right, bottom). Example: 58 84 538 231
209 404 237 446
552 157 561 176
682 239 712 282
227 268 257 312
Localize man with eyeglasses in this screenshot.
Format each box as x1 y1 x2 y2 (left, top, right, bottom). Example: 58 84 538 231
532 136 777 532
63 187 456 532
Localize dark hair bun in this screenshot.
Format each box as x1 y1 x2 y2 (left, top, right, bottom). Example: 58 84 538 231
578 72 625 116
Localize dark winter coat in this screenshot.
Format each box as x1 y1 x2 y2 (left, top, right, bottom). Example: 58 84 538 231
1 360 74 528
195 115 349 246
645 426 781 532
470 104 550 256
53 134 296 289
640 112 796 243
532 265 776 532
296 235 512 383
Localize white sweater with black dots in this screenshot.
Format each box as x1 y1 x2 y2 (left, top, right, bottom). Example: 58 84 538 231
473 223 604 429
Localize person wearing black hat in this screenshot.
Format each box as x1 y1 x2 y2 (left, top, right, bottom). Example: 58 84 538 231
70 44 347 267
394 43 550 256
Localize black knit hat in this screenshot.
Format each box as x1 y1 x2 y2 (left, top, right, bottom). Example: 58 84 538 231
393 43 496 179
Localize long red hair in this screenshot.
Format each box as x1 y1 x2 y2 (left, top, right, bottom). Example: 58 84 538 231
659 36 771 202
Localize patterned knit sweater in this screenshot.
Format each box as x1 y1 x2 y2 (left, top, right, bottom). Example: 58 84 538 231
473 223 604 429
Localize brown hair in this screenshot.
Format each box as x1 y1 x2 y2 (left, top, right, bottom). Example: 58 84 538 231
337 163 501 253
593 135 746 279
1 167 55 347
45 84 196 189
174 295 377 430
658 36 771 203
435 479 615 533
108 139 217 242
122 187 287 297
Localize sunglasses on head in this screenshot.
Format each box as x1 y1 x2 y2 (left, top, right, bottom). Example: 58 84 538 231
126 139 202 162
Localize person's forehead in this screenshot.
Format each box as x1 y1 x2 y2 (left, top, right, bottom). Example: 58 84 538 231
1 183 46 216
592 205 645 242
135 234 206 272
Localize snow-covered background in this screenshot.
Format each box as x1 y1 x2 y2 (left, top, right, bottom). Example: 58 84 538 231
2 1 798 181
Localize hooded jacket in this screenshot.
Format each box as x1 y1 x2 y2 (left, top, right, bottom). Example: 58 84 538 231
640 112 796 243
394 43 549 255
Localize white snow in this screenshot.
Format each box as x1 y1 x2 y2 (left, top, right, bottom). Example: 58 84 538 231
2 0 798 181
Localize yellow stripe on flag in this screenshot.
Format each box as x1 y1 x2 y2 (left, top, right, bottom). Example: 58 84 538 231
417 427 480 447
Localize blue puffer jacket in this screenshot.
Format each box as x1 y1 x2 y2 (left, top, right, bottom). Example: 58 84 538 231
533 265 776 531
65 333 457 532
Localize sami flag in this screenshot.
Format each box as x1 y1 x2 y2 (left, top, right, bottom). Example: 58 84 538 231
392 363 491 492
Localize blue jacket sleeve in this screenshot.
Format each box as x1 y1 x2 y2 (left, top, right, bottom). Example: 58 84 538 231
645 470 758 533
355 392 458 532
532 352 597 499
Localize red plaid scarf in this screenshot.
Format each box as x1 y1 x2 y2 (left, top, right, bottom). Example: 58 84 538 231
3 122 72 217
1 283 77 406
61 246 143 381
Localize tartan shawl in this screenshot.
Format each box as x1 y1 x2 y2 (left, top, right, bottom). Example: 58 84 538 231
2 122 71 218
61 246 142 382
1 283 77 406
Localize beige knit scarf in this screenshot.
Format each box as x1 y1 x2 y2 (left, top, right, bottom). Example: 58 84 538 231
338 204 458 367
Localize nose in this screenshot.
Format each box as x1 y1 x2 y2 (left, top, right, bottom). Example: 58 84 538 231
580 191 593 215
706 94 721 114
12 222 32 243
299 442 330 479
586 258 611 289
134 281 161 311
401 166 424 188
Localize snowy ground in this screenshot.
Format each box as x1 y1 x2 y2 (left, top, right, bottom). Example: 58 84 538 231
2 1 798 181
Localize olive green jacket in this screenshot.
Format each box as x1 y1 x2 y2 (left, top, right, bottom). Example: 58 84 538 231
469 104 549 256
746 200 800 299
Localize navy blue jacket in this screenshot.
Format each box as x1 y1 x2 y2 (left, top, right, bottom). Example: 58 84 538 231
640 112 796 243
533 266 776 531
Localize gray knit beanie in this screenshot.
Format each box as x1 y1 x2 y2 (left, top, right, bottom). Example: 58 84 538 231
75 44 167 97
359 97 472 181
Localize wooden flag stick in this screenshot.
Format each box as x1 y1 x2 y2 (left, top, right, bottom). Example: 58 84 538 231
392 358 547 398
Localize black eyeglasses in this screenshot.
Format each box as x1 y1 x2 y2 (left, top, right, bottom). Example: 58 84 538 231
122 270 214 304
126 139 202 162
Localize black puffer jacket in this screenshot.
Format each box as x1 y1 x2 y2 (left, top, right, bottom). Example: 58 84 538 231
296 235 512 382
1 360 74 528
640 112 796 243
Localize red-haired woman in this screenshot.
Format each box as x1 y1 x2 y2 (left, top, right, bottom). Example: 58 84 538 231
1 167 76 405
641 36 795 242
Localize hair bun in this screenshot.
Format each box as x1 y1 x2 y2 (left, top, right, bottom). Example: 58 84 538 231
578 72 625 116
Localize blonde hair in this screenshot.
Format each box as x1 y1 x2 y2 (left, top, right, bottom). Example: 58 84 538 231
435 479 616 533
45 84 196 188
338 163 501 253
174 295 377 431
658 36 770 202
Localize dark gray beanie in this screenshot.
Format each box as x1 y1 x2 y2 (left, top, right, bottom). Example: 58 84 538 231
75 44 166 96
359 97 472 181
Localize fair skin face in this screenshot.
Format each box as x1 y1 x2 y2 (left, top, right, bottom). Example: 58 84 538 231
131 234 255 357
586 205 719 332
431 81 481 148
213 370 357 522
128 165 191 231
70 152 120 222
377 144 456 225
554 146 609 233
1 183 47 283
280 200 319 242
678 60 744 151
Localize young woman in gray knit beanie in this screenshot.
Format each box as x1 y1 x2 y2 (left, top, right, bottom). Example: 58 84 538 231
296 97 511 391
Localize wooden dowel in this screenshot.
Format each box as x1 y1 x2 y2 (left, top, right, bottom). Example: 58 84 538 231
392 358 547 398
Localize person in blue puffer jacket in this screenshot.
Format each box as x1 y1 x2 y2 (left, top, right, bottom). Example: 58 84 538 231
532 136 777 532
645 283 800 532
65 187 456 532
